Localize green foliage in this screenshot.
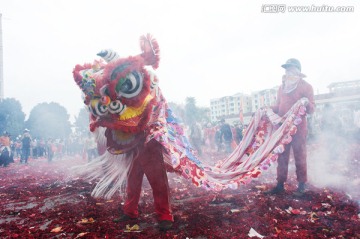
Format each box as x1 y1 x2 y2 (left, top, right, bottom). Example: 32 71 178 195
198 106 210 123
184 97 198 125
26 102 72 139
183 97 210 125
0 98 26 138
74 107 90 136
168 102 185 122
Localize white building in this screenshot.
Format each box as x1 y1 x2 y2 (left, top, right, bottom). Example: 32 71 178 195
251 87 278 112
210 93 252 123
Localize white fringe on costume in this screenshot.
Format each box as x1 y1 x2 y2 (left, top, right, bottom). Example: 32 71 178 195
94 127 107 149
72 127 135 199
72 151 134 199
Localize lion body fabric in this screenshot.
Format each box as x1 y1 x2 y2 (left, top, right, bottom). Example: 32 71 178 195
72 34 309 199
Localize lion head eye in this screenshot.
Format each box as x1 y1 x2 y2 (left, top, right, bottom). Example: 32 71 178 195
116 71 143 98
108 100 126 114
89 99 108 117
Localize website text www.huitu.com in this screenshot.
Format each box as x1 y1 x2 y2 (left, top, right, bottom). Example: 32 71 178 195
261 4 354 13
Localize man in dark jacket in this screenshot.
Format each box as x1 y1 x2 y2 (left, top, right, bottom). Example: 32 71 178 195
265 58 315 196
219 119 233 153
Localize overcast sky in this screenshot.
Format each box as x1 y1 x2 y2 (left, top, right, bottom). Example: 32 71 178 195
1 0 360 121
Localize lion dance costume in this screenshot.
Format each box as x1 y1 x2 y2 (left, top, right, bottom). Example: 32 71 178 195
72 34 311 223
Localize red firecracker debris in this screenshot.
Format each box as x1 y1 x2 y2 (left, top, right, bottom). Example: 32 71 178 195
0 144 359 238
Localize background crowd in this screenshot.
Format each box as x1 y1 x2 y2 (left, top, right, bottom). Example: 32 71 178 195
0 129 97 167
1 102 359 167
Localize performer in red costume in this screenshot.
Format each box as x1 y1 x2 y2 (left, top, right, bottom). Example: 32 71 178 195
122 139 173 224
72 35 174 231
265 58 315 196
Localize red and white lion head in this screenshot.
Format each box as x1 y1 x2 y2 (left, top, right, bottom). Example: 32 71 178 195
73 34 161 154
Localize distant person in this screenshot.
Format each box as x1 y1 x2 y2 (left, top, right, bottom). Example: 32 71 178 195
0 131 12 167
214 126 222 152
234 123 243 145
189 122 203 156
219 119 233 153
14 137 22 159
46 138 56 162
56 139 65 159
21 129 32 164
10 137 16 162
38 138 46 157
203 123 216 152
264 58 315 196
32 138 38 158
84 133 98 162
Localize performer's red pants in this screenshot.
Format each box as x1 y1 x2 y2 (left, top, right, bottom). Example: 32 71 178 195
123 140 173 222
277 132 307 184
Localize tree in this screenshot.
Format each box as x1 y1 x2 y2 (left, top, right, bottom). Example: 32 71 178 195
74 107 90 136
184 97 198 125
172 97 210 126
0 98 25 138
197 106 210 123
26 102 72 139
168 102 185 123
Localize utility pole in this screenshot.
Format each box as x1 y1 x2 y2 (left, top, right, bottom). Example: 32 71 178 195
0 13 4 99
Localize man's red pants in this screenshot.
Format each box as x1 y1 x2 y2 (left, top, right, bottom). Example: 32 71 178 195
123 140 173 221
277 132 307 184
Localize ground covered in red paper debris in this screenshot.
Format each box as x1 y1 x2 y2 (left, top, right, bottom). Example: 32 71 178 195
0 144 359 239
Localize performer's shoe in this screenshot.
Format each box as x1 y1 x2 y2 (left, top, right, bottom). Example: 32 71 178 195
113 214 137 222
159 220 173 231
264 184 285 195
293 183 306 197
